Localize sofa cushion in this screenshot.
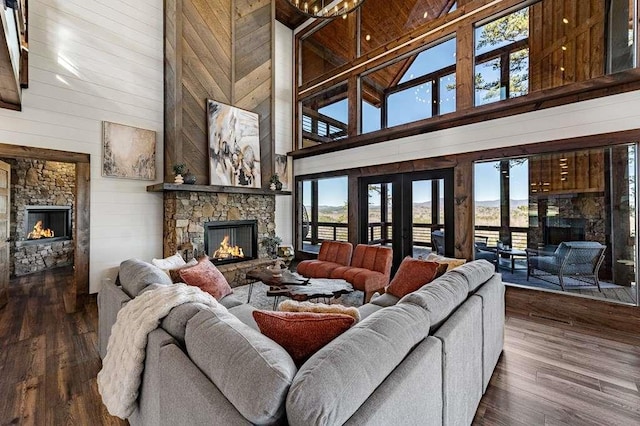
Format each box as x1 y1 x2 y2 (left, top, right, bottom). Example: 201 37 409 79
167 258 198 282
152 252 186 270
227 303 259 331
386 257 440 298
119 258 173 297
351 244 393 275
286 303 431 426
425 253 467 271
399 272 469 330
253 311 355 366
186 309 297 425
317 240 353 265
370 292 400 307
278 300 360 322
357 301 384 319
219 293 244 309
297 260 344 278
178 258 233 300
160 302 209 347
448 259 496 293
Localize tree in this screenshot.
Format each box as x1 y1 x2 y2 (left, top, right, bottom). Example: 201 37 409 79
475 8 530 102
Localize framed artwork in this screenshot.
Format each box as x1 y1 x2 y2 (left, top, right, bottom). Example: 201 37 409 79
102 121 156 180
208 99 261 188
275 154 291 190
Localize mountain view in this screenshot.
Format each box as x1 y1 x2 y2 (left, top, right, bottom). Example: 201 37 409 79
310 199 530 228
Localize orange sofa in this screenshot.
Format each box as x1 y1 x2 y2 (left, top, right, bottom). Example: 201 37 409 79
297 242 393 304
296 241 353 278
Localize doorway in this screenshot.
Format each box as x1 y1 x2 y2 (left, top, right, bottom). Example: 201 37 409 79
359 169 454 272
0 144 90 313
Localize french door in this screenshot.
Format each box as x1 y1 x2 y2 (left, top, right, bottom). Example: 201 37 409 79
359 169 454 272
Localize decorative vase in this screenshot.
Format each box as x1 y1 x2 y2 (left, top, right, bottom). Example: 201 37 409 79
275 181 283 191
183 171 196 184
270 183 276 190
174 174 184 184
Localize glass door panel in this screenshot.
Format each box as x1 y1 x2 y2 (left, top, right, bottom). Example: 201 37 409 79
366 182 393 247
411 179 439 259
360 169 454 272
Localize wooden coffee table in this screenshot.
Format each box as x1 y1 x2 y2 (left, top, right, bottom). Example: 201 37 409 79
245 269 353 310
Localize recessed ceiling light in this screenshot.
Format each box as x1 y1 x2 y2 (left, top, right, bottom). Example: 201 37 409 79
423 11 429 19
560 66 565 72
561 45 567 51
365 34 371 41
562 18 569 24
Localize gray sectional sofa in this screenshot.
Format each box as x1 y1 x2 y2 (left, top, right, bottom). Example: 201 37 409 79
98 258 504 425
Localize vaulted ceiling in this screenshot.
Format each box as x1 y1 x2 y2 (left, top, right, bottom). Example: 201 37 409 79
275 0 455 31
279 0 456 106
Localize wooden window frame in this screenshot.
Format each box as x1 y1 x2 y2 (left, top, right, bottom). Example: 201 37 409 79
292 0 640 158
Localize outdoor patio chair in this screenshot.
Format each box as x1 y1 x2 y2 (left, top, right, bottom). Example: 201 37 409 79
432 230 445 255
525 241 606 291
474 236 497 266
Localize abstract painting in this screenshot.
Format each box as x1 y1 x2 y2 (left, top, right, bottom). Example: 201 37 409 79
208 100 261 188
102 122 156 180
275 154 290 190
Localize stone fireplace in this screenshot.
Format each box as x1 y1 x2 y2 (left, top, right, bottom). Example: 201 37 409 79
163 190 276 262
3 158 76 276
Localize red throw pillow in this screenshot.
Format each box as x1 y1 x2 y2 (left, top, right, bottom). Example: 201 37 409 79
178 258 233 300
385 257 441 298
252 311 355 366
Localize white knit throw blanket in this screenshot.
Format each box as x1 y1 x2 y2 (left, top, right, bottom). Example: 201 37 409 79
97 283 220 419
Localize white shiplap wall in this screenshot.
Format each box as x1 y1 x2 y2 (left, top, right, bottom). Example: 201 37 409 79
0 0 164 292
295 90 640 175
274 21 294 246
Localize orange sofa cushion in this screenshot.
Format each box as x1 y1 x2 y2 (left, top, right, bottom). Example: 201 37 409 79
318 241 353 265
297 241 353 279
351 245 393 276
178 258 233 300
385 257 442 298
252 311 355 366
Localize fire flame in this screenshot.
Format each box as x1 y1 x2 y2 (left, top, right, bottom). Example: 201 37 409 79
213 235 244 259
27 220 54 239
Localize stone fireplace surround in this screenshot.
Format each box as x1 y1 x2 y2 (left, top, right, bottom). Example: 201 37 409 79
3 158 76 276
162 189 277 286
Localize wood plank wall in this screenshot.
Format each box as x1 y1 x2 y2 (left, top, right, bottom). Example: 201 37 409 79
164 0 274 185
530 0 605 91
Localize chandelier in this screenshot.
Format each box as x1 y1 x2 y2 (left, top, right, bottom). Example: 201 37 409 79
286 0 367 19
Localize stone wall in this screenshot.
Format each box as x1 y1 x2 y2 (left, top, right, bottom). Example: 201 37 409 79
163 191 276 261
4 159 76 276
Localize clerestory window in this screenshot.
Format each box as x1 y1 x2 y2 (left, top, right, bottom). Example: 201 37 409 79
474 7 530 106
361 36 457 133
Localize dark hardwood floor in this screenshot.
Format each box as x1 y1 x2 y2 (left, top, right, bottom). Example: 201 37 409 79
1 268 639 425
0 267 125 425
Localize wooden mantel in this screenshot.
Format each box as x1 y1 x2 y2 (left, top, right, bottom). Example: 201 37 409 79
146 183 291 196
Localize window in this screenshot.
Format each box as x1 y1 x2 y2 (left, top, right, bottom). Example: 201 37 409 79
301 83 348 147
360 36 457 133
300 176 349 253
473 144 638 306
474 7 529 105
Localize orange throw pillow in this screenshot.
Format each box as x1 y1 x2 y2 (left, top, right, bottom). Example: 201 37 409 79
178 258 233 300
386 257 441 298
252 311 355 366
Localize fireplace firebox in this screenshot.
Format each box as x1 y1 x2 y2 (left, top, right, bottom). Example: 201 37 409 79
24 205 72 243
204 220 258 265
544 217 586 246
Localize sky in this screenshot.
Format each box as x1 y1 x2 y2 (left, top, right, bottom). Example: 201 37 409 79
304 159 530 207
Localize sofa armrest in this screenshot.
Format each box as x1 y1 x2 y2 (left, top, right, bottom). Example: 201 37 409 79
97 278 131 359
